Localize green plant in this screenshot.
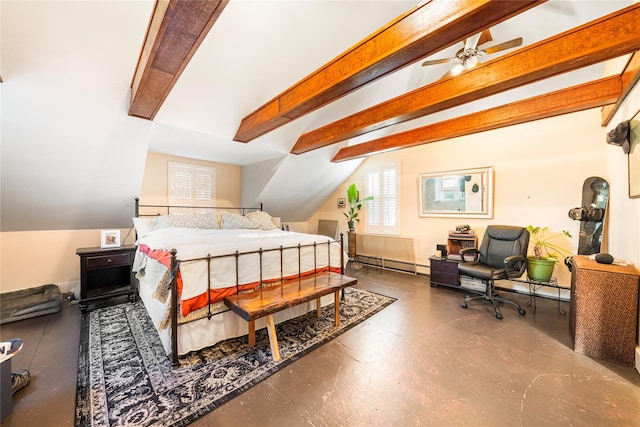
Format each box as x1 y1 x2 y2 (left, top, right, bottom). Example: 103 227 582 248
526 225 573 260
342 183 373 230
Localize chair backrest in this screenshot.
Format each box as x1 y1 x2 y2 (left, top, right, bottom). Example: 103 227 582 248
317 219 338 240
478 225 530 272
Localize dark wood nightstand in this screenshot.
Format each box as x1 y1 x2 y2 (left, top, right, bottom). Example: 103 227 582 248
76 245 137 312
429 256 460 288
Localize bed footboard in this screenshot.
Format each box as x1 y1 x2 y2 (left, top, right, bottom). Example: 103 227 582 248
165 235 346 366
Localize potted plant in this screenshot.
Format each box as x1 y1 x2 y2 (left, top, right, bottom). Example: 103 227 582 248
342 183 373 231
525 225 573 282
341 183 373 260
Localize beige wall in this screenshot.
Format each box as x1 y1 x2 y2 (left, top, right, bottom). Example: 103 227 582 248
309 107 635 290
139 151 241 208
0 228 132 296
0 152 242 295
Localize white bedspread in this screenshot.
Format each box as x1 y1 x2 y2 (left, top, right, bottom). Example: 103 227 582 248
136 228 344 313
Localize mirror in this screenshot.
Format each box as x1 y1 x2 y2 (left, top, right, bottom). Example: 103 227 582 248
419 166 494 218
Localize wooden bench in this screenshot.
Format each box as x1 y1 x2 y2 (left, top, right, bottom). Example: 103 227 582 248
223 272 357 361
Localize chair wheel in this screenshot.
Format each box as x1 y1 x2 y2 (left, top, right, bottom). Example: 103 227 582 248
461 302 468 309
518 308 526 315
496 312 503 319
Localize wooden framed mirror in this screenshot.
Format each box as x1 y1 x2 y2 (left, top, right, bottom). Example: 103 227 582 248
419 166 494 218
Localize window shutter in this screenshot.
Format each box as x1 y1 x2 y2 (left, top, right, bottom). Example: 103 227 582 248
168 162 216 212
364 161 400 235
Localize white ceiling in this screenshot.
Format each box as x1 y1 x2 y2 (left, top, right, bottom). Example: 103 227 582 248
0 0 633 231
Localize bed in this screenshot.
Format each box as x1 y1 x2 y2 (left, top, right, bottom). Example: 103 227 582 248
132 199 347 365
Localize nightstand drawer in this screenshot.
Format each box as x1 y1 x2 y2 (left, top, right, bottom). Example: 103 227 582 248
430 258 459 273
87 253 130 269
431 270 460 286
429 256 460 288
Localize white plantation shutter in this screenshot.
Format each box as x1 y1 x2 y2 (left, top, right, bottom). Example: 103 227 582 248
168 162 216 211
364 161 400 235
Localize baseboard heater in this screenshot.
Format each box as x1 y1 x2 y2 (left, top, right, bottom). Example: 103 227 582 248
355 234 416 274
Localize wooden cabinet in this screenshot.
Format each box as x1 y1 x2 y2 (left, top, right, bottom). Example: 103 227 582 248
569 255 639 366
76 245 137 311
429 256 460 288
447 234 477 260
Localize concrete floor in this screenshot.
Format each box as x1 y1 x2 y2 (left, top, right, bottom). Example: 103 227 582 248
1 265 639 426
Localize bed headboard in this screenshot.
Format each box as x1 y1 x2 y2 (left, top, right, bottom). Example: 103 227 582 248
134 198 263 218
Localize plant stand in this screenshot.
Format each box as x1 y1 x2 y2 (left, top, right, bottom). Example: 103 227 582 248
347 231 362 269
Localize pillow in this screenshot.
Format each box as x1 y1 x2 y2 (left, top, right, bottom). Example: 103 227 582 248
219 211 254 230
246 211 278 230
133 215 172 237
150 215 172 231
170 213 220 229
132 217 153 237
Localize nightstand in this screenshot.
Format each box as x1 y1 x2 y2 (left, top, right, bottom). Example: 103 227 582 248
76 245 137 311
429 256 460 288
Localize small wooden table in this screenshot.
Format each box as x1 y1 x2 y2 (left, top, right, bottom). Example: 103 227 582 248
223 272 357 361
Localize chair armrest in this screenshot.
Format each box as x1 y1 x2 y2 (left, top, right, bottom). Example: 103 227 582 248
459 247 479 262
503 255 526 278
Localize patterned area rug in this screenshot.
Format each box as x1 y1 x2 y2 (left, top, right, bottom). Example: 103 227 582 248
75 287 395 427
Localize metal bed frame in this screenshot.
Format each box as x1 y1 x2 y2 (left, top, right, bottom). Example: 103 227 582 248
133 198 345 365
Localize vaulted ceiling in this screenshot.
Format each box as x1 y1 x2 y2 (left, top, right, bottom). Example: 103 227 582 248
133 0 638 162
1 0 637 231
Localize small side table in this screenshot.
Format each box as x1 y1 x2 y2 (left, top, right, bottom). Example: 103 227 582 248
522 276 567 315
76 245 137 312
429 256 460 288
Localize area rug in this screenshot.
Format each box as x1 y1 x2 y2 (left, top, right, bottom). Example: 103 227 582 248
75 287 395 427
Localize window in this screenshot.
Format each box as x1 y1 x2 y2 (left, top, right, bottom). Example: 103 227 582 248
168 161 216 212
364 161 400 235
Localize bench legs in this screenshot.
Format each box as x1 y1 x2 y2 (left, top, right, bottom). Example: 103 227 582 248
265 315 281 361
247 292 343 362
248 320 256 347
334 291 341 326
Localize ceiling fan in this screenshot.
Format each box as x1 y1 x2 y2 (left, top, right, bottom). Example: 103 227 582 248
422 29 523 77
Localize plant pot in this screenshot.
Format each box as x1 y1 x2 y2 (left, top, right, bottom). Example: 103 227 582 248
347 221 355 231
526 257 556 282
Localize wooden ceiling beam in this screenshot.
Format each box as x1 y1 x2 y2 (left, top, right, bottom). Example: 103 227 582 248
331 76 621 162
601 52 640 126
129 0 228 120
293 4 640 155
233 0 545 143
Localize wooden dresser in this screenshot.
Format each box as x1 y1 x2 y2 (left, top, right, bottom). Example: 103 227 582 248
569 255 639 366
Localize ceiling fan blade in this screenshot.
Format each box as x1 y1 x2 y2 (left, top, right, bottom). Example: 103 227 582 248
482 37 523 55
464 33 482 50
421 58 454 67
477 29 493 47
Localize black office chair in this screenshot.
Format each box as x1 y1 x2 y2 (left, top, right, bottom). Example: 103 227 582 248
458 225 530 319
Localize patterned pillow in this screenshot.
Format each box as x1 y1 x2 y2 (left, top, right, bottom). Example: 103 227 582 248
246 211 278 230
150 215 172 231
219 211 254 230
170 213 220 229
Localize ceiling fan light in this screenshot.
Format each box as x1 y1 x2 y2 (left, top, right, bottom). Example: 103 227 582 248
466 56 478 68
451 63 464 76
